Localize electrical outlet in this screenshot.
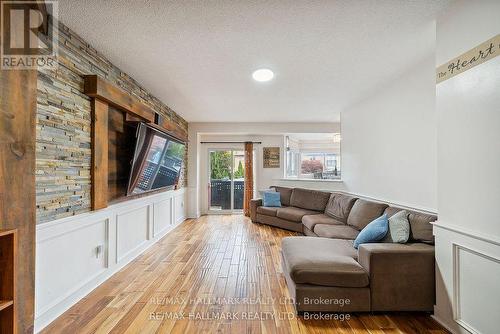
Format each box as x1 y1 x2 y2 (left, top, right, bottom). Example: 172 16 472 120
95 245 103 259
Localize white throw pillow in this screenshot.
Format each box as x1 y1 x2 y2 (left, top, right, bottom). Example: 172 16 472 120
383 210 410 243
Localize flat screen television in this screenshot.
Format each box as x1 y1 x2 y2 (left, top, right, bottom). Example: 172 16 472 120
127 123 185 195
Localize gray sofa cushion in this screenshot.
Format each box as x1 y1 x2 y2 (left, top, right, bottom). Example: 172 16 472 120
290 188 330 211
408 211 436 244
282 237 368 287
270 186 293 206
302 214 343 231
314 224 360 239
256 214 303 232
325 193 358 222
347 199 388 231
276 207 318 222
384 206 403 218
256 206 279 217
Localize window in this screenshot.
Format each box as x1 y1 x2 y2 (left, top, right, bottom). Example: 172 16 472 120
284 134 341 180
286 151 299 178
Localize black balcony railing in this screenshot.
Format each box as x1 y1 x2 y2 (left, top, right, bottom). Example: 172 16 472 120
210 179 244 210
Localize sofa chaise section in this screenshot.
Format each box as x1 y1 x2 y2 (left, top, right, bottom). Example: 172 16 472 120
282 237 435 312
281 237 371 312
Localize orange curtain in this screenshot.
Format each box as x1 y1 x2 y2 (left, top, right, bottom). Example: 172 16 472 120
243 142 254 216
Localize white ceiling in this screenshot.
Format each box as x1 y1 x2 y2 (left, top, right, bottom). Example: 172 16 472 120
58 0 449 123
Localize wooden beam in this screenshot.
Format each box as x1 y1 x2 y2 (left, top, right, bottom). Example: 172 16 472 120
84 75 154 122
155 114 188 142
0 68 36 334
148 122 187 143
91 99 109 210
124 113 143 122
35 1 49 35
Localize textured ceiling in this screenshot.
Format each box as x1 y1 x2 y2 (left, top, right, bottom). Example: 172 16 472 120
58 0 449 122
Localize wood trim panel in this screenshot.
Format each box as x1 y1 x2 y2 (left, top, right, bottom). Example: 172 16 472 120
91 99 109 210
124 113 143 122
0 68 36 334
155 114 188 142
35 2 49 35
148 122 188 143
84 75 154 122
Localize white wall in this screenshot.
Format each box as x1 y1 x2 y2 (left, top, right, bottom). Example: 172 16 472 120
434 1 500 333
341 55 438 212
436 1 500 239
35 189 187 332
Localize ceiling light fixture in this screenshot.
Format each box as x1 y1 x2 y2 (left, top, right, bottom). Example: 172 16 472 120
252 68 274 82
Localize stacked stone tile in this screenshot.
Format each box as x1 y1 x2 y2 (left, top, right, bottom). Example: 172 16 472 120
36 21 188 223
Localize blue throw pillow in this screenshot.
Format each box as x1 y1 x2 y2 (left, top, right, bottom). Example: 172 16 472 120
262 191 281 207
353 214 388 249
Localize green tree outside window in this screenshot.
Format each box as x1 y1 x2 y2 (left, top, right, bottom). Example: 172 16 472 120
210 151 232 179
234 161 244 179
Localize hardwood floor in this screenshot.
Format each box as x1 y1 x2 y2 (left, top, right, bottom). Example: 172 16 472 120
42 215 448 334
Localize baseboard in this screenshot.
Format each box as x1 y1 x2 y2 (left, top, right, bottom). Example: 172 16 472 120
432 314 461 334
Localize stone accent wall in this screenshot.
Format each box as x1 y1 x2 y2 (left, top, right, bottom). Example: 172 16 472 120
36 21 188 224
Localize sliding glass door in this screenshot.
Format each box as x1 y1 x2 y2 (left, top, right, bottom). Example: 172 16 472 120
208 149 245 212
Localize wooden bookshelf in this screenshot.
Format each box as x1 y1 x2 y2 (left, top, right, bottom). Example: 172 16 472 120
0 229 17 334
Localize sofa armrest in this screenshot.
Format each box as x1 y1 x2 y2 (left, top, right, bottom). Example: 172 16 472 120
250 198 262 222
358 243 435 311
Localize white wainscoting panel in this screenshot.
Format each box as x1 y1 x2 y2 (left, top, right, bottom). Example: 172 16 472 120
174 192 186 224
153 198 172 237
35 188 186 333
453 245 500 334
116 205 150 262
36 216 110 318
433 223 500 334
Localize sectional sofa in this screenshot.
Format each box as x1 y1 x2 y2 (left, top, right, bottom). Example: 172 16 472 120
250 187 436 313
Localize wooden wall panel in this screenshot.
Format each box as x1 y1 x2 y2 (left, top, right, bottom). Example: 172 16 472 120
108 107 136 203
91 99 109 210
0 69 37 332
156 114 188 142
